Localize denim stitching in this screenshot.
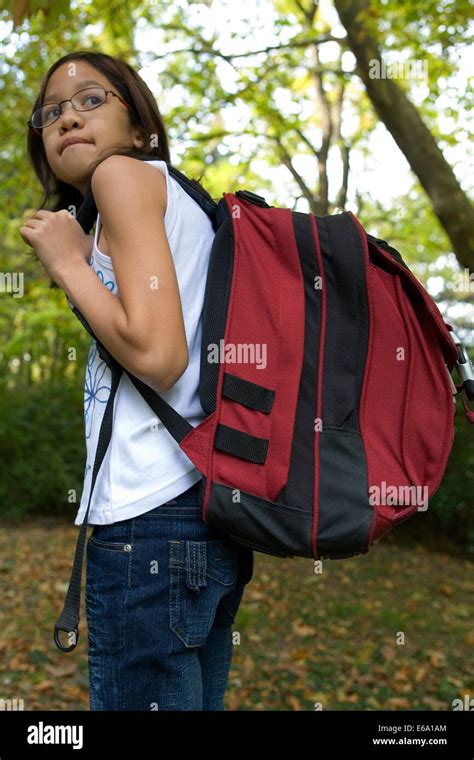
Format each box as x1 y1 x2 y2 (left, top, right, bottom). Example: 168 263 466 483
169 540 184 642
128 518 135 588
88 537 127 551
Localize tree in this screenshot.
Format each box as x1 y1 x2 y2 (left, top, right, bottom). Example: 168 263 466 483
333 0 474 271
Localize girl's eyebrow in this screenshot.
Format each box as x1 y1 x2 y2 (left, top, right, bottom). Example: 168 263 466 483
43 79 105 103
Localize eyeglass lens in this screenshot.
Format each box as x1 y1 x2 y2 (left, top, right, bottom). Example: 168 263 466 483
31 87 107 129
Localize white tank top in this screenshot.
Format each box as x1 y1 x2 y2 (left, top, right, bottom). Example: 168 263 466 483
70 159 213 525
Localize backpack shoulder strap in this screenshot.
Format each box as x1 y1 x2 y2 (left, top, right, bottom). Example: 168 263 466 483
167 164 219 231
76 160 219 234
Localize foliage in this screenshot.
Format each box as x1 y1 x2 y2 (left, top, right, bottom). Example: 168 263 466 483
0 379 86 521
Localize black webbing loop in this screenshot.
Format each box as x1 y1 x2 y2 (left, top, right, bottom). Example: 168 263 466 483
214 423 269 464
222 372 275 414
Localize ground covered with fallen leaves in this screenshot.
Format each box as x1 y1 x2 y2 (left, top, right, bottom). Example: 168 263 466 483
0 520 472 711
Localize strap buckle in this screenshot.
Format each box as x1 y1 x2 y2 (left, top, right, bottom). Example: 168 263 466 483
54 623 79 653
449 328 474 400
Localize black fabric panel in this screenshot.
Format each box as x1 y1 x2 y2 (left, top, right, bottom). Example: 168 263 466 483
316 214 370 557
279 211 320 511
317 213 369 431
366 233 410 271
222 372 275 413
199 202 234 414
206 482 313 558
316 430 372 557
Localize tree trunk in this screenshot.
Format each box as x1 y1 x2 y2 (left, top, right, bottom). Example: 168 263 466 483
333 0 474 272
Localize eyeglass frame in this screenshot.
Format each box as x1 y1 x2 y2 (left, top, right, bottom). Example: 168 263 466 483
27 86 135 135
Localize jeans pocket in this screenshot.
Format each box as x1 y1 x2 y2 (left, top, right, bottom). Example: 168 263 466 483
169 538 238 648
87 522 135 588
88 535 133 553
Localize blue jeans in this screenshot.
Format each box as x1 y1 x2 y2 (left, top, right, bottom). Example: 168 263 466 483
85 479 254 711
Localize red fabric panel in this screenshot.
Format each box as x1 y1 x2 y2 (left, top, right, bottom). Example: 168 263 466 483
180 197 305 518
359 263 454 544
203 195 305 506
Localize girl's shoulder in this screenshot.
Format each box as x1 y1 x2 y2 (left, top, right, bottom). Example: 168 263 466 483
91 154 167 195
91 155 167 213
91 156 169 253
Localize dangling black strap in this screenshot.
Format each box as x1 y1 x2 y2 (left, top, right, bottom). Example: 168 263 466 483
53 359 123 652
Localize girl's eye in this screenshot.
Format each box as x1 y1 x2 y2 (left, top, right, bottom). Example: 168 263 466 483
45 105 60 120
80 94 103 108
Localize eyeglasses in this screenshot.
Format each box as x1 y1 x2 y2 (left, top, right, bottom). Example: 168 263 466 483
27 86 134 131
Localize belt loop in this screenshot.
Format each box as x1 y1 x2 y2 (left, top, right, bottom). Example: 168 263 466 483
185 541 207 589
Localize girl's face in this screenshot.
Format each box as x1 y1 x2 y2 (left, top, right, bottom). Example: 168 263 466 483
41 60 144 197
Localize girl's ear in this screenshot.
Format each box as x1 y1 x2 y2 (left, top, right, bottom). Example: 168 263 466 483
133 128 146 150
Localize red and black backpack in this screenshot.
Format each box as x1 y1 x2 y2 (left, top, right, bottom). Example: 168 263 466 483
54 162 474 652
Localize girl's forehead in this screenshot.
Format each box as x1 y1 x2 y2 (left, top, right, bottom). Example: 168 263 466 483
45 64 109 98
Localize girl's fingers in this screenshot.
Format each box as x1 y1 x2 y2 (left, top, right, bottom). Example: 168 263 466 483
34 209 54 218
19 228 34 246
20 220 42 235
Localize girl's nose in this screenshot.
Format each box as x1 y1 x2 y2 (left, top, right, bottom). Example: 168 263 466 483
59 101 84 127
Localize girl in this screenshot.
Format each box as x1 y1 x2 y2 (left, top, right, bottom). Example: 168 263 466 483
20 51 253 711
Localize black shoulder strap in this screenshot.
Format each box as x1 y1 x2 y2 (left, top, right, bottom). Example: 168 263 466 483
76 160 219 234
167 164 219 231
70 305 194 444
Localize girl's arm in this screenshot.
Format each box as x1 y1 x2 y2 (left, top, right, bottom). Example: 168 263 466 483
55 155 189 392
58 260 181 392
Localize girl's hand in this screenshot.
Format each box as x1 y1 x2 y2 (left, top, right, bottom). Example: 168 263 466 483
19 209 93 283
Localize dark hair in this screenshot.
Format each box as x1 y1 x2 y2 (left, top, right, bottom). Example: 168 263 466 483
27 50 172 215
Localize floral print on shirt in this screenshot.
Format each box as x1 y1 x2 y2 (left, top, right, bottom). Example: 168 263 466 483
95 269 115 292
84 341 111 440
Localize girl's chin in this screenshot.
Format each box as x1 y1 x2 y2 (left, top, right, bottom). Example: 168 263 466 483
62 144 94 154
